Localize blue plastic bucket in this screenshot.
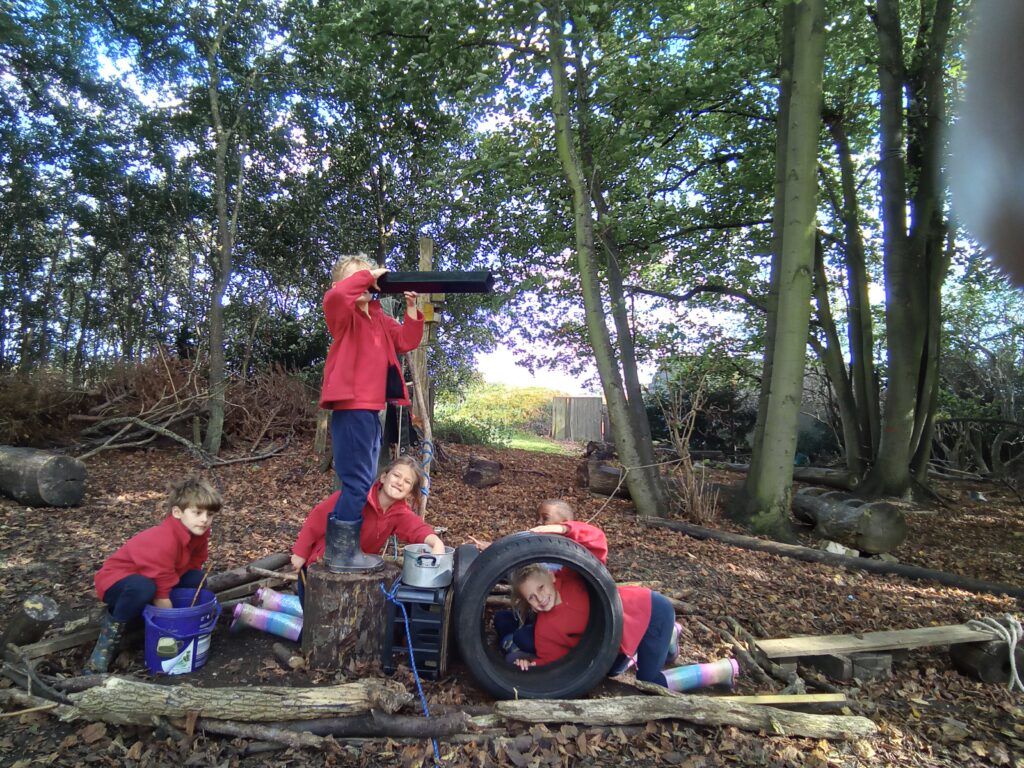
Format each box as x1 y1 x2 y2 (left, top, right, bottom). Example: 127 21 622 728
142 588 222 675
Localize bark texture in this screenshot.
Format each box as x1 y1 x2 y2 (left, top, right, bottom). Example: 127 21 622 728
67 676 412 725
301 562 400 671
0 447 86 506
791 489 907 553
495 695 877 740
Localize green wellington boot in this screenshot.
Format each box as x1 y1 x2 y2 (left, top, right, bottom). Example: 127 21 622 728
85 612 126 673
323 517 384 574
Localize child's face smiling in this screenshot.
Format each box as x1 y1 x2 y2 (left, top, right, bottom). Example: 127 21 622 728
518 571 560 613
380 464 416 504
173 505 214 536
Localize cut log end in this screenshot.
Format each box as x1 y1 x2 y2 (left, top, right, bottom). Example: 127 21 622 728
0 447 87 507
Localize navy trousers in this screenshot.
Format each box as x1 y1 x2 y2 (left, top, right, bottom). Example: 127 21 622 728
493 609 537 654
103 569 206 623
635 591 676 685
330 409 382 521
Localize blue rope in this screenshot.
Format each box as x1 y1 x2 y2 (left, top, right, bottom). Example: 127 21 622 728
381 581 443 766
419 440 433 499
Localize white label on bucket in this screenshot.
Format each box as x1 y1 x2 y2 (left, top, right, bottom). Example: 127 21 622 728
162 640 195 675
196 633 211 657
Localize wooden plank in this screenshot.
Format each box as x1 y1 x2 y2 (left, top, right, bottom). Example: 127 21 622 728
717 693 847 706
756 624 998 659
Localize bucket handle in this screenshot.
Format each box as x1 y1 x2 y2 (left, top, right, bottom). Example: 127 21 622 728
143 602 223 640
415 554 438 568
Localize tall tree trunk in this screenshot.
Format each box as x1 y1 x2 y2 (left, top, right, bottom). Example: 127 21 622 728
810 238 863 475
202 32 247 456
544 0 664 518
746 0 796 487
825 112 878 462
576 56 666 508
741 0 826 538
862 0 953 497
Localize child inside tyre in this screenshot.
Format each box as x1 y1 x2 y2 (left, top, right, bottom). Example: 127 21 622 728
470 499 573 661
509 520 739 692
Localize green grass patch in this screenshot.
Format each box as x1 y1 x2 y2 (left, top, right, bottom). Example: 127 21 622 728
507 429 577 455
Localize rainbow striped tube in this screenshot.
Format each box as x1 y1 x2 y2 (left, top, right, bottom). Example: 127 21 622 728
255 586 303 617
663 658 739 692
231 603 303 641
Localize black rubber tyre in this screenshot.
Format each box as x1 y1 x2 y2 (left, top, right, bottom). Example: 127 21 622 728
451 543 480 610
454 533 623 700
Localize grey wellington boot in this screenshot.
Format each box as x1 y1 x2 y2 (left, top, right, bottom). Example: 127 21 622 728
324 517 383 574
85 612 126 673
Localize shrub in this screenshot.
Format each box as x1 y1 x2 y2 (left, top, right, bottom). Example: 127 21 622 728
437 382 564 436
0 370 87 447
433 416 511 448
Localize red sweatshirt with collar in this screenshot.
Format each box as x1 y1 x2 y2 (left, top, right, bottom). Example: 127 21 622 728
94 515 209 601
532 521 653 666
319 269 424 411
292 483 435 565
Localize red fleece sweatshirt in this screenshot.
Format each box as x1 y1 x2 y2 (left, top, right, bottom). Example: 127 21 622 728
292 483 435 565
532 521 653 666
94 515 209 600
319 269 424 411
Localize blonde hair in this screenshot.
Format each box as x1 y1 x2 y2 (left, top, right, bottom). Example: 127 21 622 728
331 254 377 284
537 499 574 523
167 476 222 513
383 455 426 504
510 563 552 619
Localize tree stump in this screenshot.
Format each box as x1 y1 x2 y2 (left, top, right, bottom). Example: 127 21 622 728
585 441 617 460
791 489 906 554
1 595 59 650
301 562 400 671
462 456 502 489
0 446 87 507
577 458 631 499
950 639 1024 684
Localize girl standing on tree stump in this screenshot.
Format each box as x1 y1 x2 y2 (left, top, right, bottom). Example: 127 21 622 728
319 254 424 573
291 457 445 601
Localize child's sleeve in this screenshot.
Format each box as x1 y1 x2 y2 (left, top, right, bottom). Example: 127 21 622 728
323 271 377 337
560 521 609 564
293 495 333 559
393 508 435 546
384 310 424 354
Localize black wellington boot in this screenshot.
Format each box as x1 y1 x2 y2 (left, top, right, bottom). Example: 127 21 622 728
324 517 384 574
85 612 126 673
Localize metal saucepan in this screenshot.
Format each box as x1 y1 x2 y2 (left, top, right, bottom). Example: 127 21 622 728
401 543 455 589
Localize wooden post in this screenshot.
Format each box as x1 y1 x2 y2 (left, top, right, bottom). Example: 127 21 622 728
301 562 400 671
408 236 434 516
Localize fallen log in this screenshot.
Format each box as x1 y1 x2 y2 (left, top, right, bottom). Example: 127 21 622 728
643 518 1024 599
197 719 324 750
791 489 907 554
494 695 877 740
206 553 291 592
703 462 857 491
463 456 503 489
0 446 87 506
281 710 475 738
1 595 59 648
67 676 413 725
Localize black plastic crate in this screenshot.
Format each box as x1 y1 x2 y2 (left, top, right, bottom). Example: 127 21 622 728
382 578 451 680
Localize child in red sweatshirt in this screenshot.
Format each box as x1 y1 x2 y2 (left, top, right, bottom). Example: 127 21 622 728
319 255 424 572
87 477 222 673
291 457 445 599
510 521 737 692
